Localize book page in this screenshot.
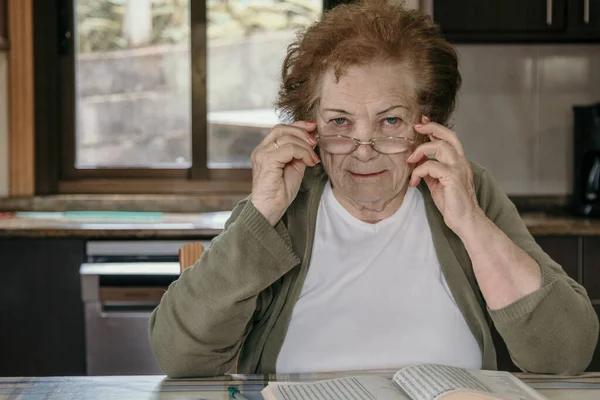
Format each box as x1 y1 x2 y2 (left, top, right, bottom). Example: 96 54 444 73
261 375 409 400
393 364 493 400
439 389 522 400
393 365 546 400
469 370 547 400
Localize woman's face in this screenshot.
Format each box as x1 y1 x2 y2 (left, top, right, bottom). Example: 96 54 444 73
316 61 419 205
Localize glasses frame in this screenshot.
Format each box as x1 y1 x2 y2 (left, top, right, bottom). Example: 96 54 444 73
314 132 417 155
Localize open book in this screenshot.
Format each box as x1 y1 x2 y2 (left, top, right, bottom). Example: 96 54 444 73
261 364 547 400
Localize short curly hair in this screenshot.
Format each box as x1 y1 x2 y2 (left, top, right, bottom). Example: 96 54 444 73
276 0 461 127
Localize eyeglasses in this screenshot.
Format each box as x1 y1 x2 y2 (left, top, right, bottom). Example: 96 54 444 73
315 134 416 155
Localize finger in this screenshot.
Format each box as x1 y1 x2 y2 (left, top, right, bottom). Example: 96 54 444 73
409 160 451 187
423 175 437 189
262 122 317 148
271 136 319 162
407 141 460 165
263 122 317 148
288 119 318 132
275 135 317 151
414 122 464 156
288 158 308 175
269 142 320 167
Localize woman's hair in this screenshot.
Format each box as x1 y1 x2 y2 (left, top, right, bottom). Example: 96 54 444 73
276 0 461 127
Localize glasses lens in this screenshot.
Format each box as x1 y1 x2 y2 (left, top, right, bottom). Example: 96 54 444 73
317 136 356 154
373 137 412 154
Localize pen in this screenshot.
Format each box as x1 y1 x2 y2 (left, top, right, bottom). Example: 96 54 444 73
227 386 250 400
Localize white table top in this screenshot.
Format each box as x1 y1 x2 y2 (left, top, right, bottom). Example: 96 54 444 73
2 372 600 400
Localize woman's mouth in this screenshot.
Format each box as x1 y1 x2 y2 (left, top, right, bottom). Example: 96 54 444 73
349 170 387 178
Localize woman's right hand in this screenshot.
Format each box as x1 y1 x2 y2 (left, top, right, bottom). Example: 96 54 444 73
250 121 321 226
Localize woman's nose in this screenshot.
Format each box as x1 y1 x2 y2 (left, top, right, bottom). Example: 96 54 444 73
351 124 379 161
352 141 379 161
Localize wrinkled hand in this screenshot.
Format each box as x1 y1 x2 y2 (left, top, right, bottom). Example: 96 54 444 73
407 118 482 234
250 121 320 226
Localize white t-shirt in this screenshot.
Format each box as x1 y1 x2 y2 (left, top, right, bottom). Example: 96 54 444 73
276 182 482 373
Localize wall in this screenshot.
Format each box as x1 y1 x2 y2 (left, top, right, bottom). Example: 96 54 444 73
453 45 600 195
0 51 8 197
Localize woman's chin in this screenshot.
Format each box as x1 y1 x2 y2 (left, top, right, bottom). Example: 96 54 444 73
344 189 401 204
334 176 408 204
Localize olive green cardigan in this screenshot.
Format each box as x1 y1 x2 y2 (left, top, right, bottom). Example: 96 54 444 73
149 163 599 378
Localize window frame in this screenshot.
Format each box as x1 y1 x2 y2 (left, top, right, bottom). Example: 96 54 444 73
0 0 7 50
32 0 340 195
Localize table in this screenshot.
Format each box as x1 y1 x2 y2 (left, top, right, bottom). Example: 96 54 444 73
1 372 600 400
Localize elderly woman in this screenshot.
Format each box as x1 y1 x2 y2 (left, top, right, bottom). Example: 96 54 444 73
149 0 598 378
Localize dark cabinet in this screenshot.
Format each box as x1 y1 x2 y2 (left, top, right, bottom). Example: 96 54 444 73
0 239 86 376
583 236 600 298
569 0 600 36
576 236 600 372
433 0 600 43
589 305 600 372
535 236 580 281
434 0 566 34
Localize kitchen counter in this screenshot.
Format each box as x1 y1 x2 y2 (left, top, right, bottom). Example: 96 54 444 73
521 213 600 236
0 210 600 237
0 212 231 238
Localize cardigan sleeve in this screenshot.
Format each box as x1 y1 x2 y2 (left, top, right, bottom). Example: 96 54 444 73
474 164 598 375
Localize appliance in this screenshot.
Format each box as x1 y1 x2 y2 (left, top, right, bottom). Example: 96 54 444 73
573 103 600 217
80 240 211 375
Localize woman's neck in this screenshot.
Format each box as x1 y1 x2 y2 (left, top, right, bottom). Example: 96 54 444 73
331 186 408 224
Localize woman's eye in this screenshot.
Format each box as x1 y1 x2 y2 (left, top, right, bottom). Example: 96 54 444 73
384 117 399 125
332 117 347 125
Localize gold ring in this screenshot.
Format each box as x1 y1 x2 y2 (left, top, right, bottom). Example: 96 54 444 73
273 141 280 149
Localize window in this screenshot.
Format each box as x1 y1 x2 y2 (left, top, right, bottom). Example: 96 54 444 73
49 0 328 192
74 0 192 170
206 1 321 169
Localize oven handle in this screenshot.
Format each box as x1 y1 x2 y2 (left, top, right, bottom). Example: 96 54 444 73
101 303 159 314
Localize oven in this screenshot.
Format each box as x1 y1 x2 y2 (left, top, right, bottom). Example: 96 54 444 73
80 240 211 375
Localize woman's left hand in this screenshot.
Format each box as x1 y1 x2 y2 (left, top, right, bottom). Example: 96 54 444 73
407 119 483 234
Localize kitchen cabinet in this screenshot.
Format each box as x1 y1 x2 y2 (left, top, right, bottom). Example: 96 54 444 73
535 236 580 281
0 239 86 376
590 305 600 372
326 1 600 43
433 0 600 43
582 236 600 371
569 0 600 37
583 236 600 298
434 0 566 34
